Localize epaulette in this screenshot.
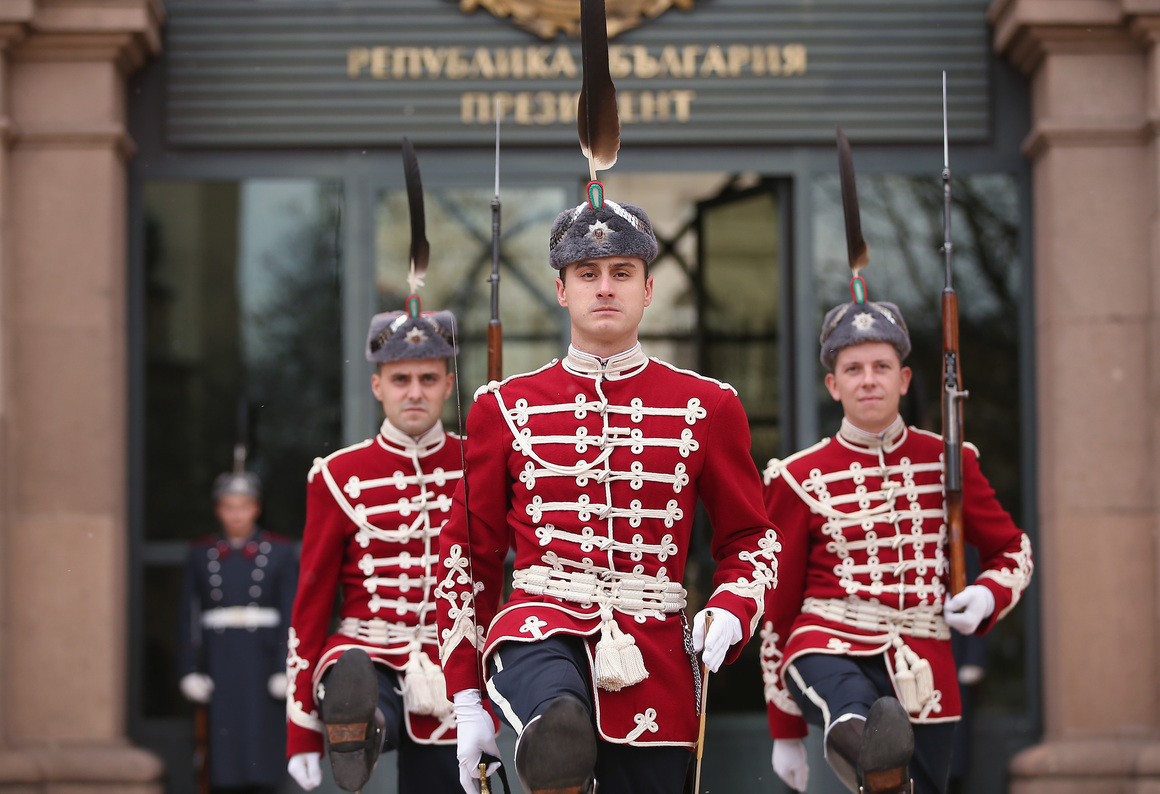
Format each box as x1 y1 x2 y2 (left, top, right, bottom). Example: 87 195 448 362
762 437 831 485
472 358 561 401
648 358 737 395
307 438 375 482
906 426 981 459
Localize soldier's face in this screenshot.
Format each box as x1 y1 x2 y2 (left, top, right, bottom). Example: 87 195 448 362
556 256 653 356
372 358 455 438
825 342 912 433
215 494 260 540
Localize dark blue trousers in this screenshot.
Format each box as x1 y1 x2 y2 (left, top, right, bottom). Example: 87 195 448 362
487 636 692 794
322 664 459 794
786 653 957 794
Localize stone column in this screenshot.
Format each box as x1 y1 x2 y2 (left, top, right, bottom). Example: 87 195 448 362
989 0 1160 790
0 1 165 792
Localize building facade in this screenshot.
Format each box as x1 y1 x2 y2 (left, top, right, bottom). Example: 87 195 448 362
0 1 1154 792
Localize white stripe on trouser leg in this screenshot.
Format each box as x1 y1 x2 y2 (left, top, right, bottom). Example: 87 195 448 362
786 662 866 764
485 650 525 734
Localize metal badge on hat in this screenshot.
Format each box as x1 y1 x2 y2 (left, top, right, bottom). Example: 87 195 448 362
837 126 870 304
578 0 620 211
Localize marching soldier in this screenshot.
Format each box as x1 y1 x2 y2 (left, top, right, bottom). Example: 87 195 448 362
178 470 298 794
284 307 467 793
285 141 477 794
435 193 782 794
759 304 1033 793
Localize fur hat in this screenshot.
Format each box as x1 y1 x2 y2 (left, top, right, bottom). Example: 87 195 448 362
819 300 911 370
212 471 261 503
548 200 658 270
365 310 458 364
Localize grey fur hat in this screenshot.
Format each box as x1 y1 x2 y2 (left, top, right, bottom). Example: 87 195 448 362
548 200 658 269
212 471 261 503
365 310 459 364
819 300 911 370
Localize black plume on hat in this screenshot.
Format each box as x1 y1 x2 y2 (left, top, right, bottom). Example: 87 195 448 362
819 300 911 371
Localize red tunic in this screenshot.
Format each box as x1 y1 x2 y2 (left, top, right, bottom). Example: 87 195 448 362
759 418 1033 738
286 421 463 757
435 344 781 748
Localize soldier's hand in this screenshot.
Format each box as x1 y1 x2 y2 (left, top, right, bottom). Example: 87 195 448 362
772 738 809 791
692 608 743 672
287 752 322 790
267 672 288 699
944 584 995 635
179 673 214 704
452 689 500 794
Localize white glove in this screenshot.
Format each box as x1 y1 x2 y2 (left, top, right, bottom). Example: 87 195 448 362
691 608 743 673
772 738 809 792
268 672 288 699
179 672 214 704
287 752 322 791
452 689 501 794
944 584 996 635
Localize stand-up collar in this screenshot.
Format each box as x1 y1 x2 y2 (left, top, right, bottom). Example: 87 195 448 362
837 415 907 453
377 418 447 457
562 343 649 380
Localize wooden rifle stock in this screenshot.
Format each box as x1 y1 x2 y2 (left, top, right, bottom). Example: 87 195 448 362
941 291 967 595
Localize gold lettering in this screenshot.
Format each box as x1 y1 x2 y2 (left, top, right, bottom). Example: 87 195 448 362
534 91 556 124
393 48 422 79
421 47 449 79
471 47 497 79
671 89 695 122
461 92 490 123
682 46 703 78
727 45 750 77
655 91 671 122
618 91 637 123
494 91 515 121
371 47 390 79
514 92 533 124
608 45 632 80
632 46 659 79
446 48 469 79
348 47 370 78
700 45 728 77
526 47 552 78
658 46 684 78
766 46 781 76
550 46 578 79
511 48 526 79
783 44 807 75
559 91 579 124
639 91 655 122
751 46 766 76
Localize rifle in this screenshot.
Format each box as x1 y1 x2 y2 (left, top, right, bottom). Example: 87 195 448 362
940 72 969 596
487 101 503 383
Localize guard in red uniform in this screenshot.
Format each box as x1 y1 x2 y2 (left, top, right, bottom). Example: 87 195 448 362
437 195 782 794
285 308 467 794
760 300 1034 794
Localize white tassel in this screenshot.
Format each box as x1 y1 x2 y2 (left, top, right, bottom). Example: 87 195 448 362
594 618 648 692
911 657 934 707
893 647 919 714
402 651 436 716
422 653 455 718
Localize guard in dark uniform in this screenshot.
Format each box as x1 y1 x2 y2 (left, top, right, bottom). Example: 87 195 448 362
178 470 299 794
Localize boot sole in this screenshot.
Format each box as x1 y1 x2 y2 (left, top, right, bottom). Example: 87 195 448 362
859 697 914 794
322 649 381 792
515 696 597 794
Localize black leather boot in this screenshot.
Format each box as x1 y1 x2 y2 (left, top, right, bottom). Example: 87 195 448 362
825 715 864 792
857 697 914 793
321 649 384 792
514 695 597 794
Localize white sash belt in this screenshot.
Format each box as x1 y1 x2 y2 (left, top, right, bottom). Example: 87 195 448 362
513 565 686 615
201 606 281 630
339 617 438 648
802 597 950 640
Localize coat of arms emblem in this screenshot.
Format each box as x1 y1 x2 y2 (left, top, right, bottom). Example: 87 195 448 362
452 0 700 39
